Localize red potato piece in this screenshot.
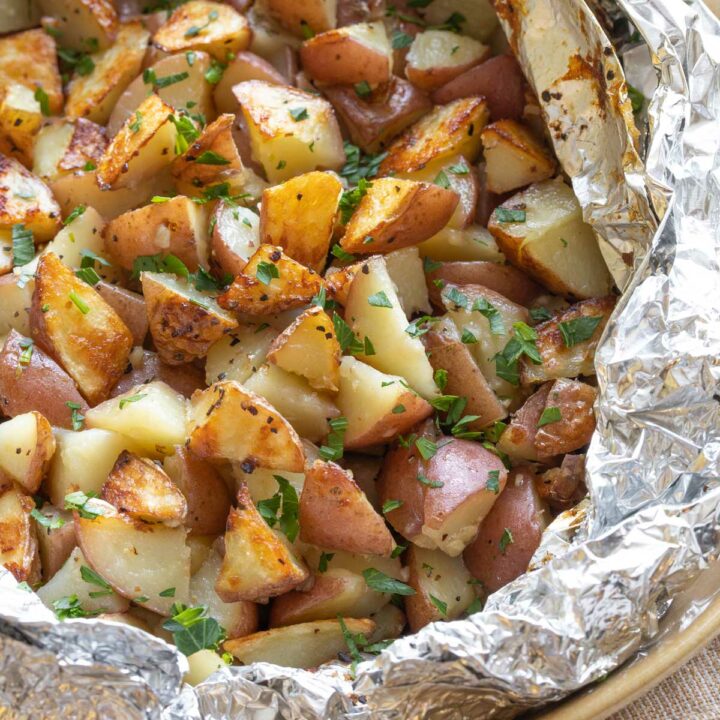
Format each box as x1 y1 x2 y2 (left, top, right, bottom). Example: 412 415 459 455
299 460 394 556
536 453 587 511
0 486 40 584
323 77 432 154
210 202 260 276
110 350 205 399
475 161 511 227
496 383 553 463
463 466 549 593
337 0 385 26
534 379 597 458
426 261 544 309
432 55 526 121
95 282 148 347
0 330 88 429
214 51 287 114
163 446 232 536
34 508 76 581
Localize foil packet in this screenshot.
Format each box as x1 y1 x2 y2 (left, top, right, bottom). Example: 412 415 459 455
2 1 720 718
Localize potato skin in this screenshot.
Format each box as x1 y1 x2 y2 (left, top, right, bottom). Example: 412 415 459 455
0 486 40 584
110 350 205 399
0 330 88 429
536 453 587 511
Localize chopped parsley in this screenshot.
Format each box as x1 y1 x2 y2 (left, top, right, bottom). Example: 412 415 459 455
30 508 65 530
340 143 386 186
318 552 334 573
487 470 500 494
494 207 526 223
382 499 403 513
255 260 280 285
11 224 34 266
499 528 514 553
68 291 90 314
367 290 392 308
193 150 229 165
289 106 309 122
339 178 371 224
354 80 372 98
257 475 300 542
362 568 415 595
558 316 603 347
162 603 226 657
537 406 562 427
319 416 348 461
119 393 146 409
34 87 50 116
66 401 84 431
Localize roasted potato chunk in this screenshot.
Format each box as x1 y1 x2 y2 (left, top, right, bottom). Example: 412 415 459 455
266 306 341 392
325 77 431 154
383 246 432 317
300 22 392 86
418 224 505 263
65 21 149 125
153 1 251 61
75 510 190 615
0 84 43 166
96 93 177 190
141 272 237 365
414 0 497 42
216 485 309 602
379 97 489 177
111 349 204 400
224 618 375 669
217 245 323 316
340 177 458 254
104 195 210 272
101 450 188 526
463 466 550 593
263 0 337 36
33 506 76 581
188 380 305 472
214 51 286 114
536 453 587 511
37 0 118 52
30 253 133 404
211 202 260 276
260 171 342 272
299 460 394 556
0 485 39 584
205 323 278 385
0 330 89 429
233 80 345 183
0 155 61 241
0 411 55 494
95 283 147 346
336 356 433 449
521 295 616 383
488 179 613 299
496 383 552 462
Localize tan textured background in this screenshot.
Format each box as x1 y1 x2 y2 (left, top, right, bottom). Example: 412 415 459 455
609 636 720 719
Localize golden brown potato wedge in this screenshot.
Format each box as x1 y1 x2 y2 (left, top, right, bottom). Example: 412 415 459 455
324 262 361 306
379 430 507 556
215 485 309 602
0 84 43 166
378 97 488 177
163 446 232 536
33 122 79 180
488 179 613 300
110 349 204 399
266 306 341 392
480 119 556 194
224 618 375 669
0 330 88 429
0 154 61 241
217 245 323 316
432 55 525 121
36 0 118 52
141 272 237 365
323 76 431 154
104 195 210 272
75 510 190 615
233 80 345 183
95 283 147 347
204 323 278 385
101 450 188 525
30 252 133 404
336 356 433 449
171 114 243 191
210 202 260 276
213 51 287 114
534 379 597 458
33 506 76 581
153 1 251 61
405 30 488 92
65 21 150 125
300 22 392 86
340 177 458 254
263 0 337 36
536 453 587 511
96 93 177 190
0 411 55 494
85 381 189 456
0 28 63 115
496 383 552 463
0 485 39 584
190 550 259 640
404 545 476 631
520 295 616 384
422 318 506 430
417 224 505 263
188 380 305 472
299 460 394 556
463 466 549 593
57 119 108 175
260 171 342 272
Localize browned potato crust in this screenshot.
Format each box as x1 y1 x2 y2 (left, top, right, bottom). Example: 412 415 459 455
30 252 133 404
0 330 88 429
58 118 108 173
217 245 324 315
101 450 188 525
299 460 395 556
0 411 56 494
536 453 587 511
497 383 552 463
263 0 337 36
0 486 39 584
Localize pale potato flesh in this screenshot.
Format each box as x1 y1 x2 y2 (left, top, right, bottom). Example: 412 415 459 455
205 323 278 385
383 247 432 317
0 411 55 494
0 485 39 583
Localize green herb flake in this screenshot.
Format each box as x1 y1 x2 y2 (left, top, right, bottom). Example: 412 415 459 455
332 313 364 355
30 508 66 530
538 406 562 427
318 552 335 573
340 143 386 185
255 260 280 285
119 393 146 409
487 469 500 494
499 527 514 553
461 328 477 344
162 603 227 657
338 177 372 224
65 401 84 431
382 499 403 513
68 291 90 314
52 594 91 620
391 404 405 415
354 80 372 98
627 83 645 114
289 106 309 122
558 315 603 348
64 205 86 225
11 224 34 267
434 170 450 189
331 244 356 263
472 297 505 335
391 29 414 49
129 111 142 134
362 568 415 596
64 490 104 520
367 290 392 308
429 594 448 616
529 306 553 323
319 416 348 462
494 207 526 223
193 150 229 165
415 437 438 461
34 87 50 116
257 476 300 542
80 564 111 589
434 368 448 391
391 544 406 558
300 20 315 39
417 471 444 488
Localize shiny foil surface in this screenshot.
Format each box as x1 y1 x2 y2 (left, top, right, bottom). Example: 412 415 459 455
2 1 720 718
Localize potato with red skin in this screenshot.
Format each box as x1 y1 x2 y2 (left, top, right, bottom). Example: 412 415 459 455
536 454 587 511
214 51 287 114
432 55 526 121
475 162 511 226
496 383 552 463
323 77 431 153
163 446 232 537
110 350 205 400
33 508 76 581
0 486 40 584
95 282 148 347
299 460 394 556
534 379 597 458
0 330 88 429
463 466 550 593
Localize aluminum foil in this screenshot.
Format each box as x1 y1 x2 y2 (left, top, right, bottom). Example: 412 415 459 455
2 1 720 718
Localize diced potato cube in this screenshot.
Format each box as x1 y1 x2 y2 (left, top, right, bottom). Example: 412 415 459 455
0 84 43 166
36 0 118 52
263 0 337 36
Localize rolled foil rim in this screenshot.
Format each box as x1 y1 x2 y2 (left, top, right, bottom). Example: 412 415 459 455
2 1 720 718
